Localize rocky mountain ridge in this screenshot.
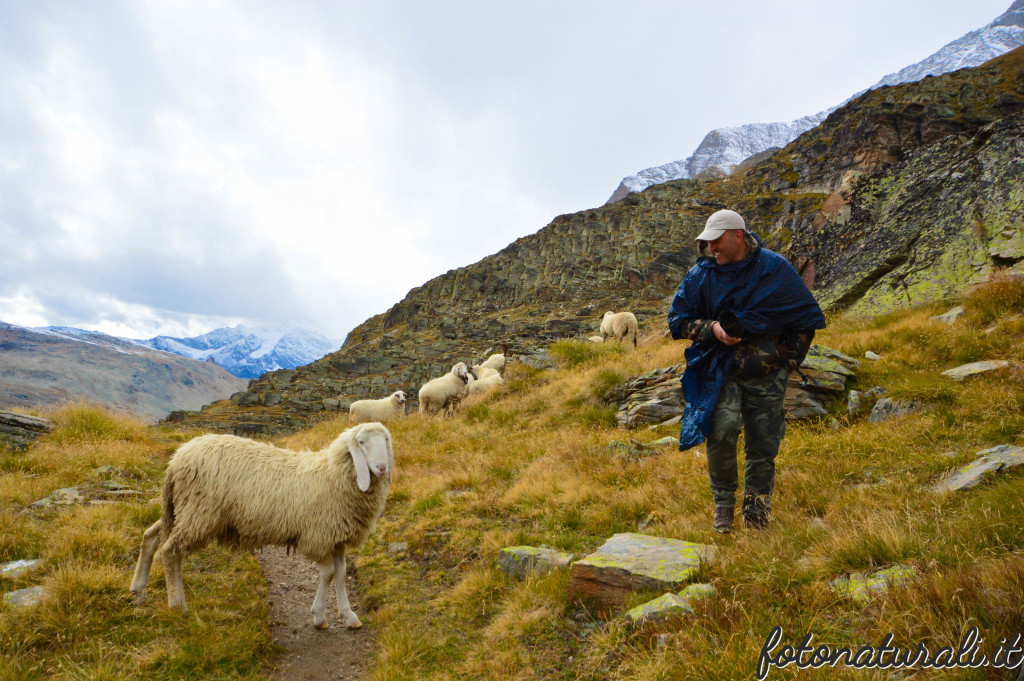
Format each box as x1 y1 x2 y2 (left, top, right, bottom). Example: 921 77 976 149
167 46 1024 436
606 0 1024 203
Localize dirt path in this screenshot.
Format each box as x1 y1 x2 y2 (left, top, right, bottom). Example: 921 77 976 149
258 546 376 681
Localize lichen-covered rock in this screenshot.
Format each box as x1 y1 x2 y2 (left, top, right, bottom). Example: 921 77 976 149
869 397 924 424
2 586 46 608
940 360 1011 381
830 564 917 604
847 390 863 417
625 593 693 624
496 546 574 580
929 444 1024 493
568 533 715 610
0 559 43 580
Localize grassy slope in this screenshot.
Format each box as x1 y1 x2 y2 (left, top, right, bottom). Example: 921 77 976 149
1 277 1022 680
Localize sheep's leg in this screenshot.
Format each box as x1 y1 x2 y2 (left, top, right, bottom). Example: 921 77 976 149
129 520 163 604
312 557 334 629
161 544 188 613
334 547 361 629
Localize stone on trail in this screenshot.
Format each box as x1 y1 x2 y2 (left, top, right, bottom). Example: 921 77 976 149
940 360 1010 381
497 545 574 580
2 586 47 609
930 306 966 324
648 436 677 447
865 351 881 360
929 445 1024 494
831 564 916 604
568 533 715 610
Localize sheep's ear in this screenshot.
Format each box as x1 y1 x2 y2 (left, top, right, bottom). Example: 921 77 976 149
386 433 395 484
349 432 372 492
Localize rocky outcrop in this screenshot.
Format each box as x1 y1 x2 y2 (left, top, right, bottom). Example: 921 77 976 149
0 410 51 451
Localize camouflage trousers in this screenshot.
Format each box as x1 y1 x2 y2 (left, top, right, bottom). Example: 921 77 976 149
705 367 788 517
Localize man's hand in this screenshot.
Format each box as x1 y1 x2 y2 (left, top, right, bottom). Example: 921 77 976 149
711 321 742 346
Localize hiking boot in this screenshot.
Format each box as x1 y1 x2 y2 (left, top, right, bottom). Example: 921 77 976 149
744 512 770 530
713 506 734 534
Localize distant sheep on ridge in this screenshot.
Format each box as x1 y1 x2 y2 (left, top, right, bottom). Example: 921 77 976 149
600 311 638 347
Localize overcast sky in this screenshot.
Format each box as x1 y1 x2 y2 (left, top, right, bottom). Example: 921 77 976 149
0 0 1013 341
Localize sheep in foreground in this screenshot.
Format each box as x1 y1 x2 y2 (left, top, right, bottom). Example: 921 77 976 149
600 311 639 347
418 362 474 416
130 422 394 630
349 390 406 423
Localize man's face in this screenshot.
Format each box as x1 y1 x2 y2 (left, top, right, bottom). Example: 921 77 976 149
706 229 747 265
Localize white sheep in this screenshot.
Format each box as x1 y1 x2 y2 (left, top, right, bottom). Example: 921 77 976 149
348 390 406 424
467 370 504 394
418 362 473 416
600 311 639 347
130 422 393 630
475 353 506 374
588 335 604 343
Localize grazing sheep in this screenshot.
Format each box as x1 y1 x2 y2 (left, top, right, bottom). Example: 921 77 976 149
418 362 474 416
588 335 604 343
130 422 393 630
467 371 504 394
600 311 639 347
348 390 406 423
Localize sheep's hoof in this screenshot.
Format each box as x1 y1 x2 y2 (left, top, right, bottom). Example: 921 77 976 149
131 590 146 605
313 619 329 630
342 613 362 629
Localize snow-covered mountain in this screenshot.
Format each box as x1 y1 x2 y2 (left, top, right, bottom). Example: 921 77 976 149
606 0 1024 203
141 325 340 379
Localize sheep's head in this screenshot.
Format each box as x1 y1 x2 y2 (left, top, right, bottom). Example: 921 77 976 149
603 311 615 319
346 422 394 492
392 390 406 404
452 362 470 382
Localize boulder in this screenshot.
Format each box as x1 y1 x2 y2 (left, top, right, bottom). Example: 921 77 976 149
496 545 574 580
830 564 916 604
940 360 1011 381
568 533 715 610
865 351 881 360
847 390 863 417
606 365 685 429
929 445 1024 494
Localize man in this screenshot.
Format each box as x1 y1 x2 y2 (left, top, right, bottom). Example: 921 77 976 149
668 209 825 533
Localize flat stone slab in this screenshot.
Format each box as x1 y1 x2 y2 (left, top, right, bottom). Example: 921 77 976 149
806 345 860 371
648 436 677 447
0 559 43 580
831 564 916 604
3 586 46 608
496 545 573 580
941 360 1010 381
929 445 1024 494
568 533 715 610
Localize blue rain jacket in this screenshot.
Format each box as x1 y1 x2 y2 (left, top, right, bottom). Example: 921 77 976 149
667 232 826 450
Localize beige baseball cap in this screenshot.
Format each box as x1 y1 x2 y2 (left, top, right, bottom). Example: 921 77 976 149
695 209 746 241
